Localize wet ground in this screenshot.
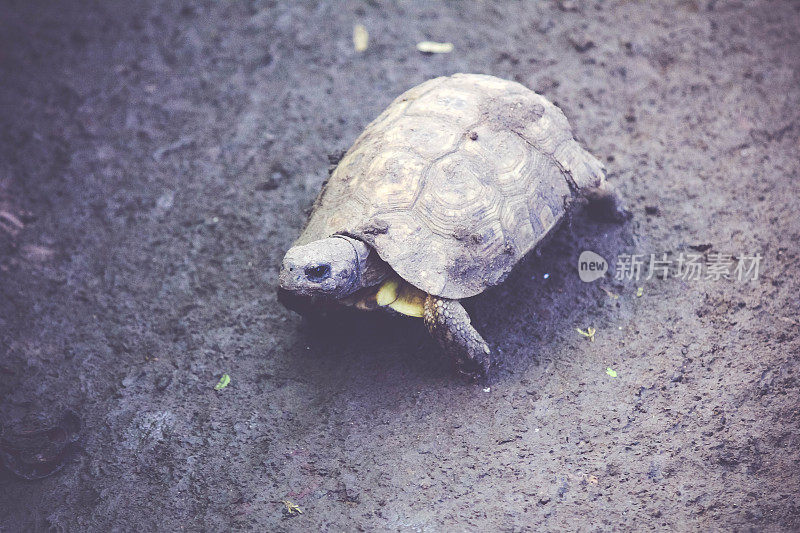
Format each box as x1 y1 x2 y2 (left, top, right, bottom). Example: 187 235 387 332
1 0 799 530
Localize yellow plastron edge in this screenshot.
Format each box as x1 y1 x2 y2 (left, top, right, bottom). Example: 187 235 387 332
375 279 399 306
375 278 426 317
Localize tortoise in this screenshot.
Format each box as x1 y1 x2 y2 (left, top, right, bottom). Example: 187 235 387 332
278 73 626 378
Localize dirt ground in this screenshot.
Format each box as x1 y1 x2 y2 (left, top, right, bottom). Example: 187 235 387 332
1 0 799 531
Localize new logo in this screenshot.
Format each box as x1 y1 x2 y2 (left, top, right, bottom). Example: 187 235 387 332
578 251 608 282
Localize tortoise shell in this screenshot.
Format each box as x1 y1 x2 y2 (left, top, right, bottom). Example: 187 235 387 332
295 73 605 299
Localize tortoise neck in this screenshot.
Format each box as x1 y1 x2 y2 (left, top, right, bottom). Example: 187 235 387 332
331 235 391 292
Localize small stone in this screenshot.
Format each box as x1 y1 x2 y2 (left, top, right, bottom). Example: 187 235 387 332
156 374 172 391
156 190 175 211
568 33 595 53
557 0 578 11
256 174 281 191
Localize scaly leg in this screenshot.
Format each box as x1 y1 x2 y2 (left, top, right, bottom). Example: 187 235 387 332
423 295 491 379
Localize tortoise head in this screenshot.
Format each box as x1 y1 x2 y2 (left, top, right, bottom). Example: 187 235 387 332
279 236 367 299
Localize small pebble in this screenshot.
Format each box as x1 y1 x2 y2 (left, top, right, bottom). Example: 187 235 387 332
156 375 172 391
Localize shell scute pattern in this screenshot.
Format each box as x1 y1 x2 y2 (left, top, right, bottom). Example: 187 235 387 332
377 114 463 161
366 150 428 210
296 74 605 298
462 126 530 195
405 85 483 130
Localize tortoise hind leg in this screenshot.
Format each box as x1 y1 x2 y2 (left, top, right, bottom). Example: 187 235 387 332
583 181 631 223
423 295 491 380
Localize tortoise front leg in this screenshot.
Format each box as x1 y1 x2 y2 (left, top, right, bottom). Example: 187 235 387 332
423 295 491 380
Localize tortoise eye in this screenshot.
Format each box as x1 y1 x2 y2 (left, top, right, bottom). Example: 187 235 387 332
304 264 331 281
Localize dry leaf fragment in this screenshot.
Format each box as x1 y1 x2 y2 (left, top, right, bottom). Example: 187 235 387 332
0 210 24 233
576 327 596 342
214 373 230 390
601 287 619 299
353 24 368 52
416 41 454 54
21 244 55 262
282 500 303 515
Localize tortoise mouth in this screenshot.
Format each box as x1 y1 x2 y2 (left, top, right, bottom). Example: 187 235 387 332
276 287 308 314
277 287 342 317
